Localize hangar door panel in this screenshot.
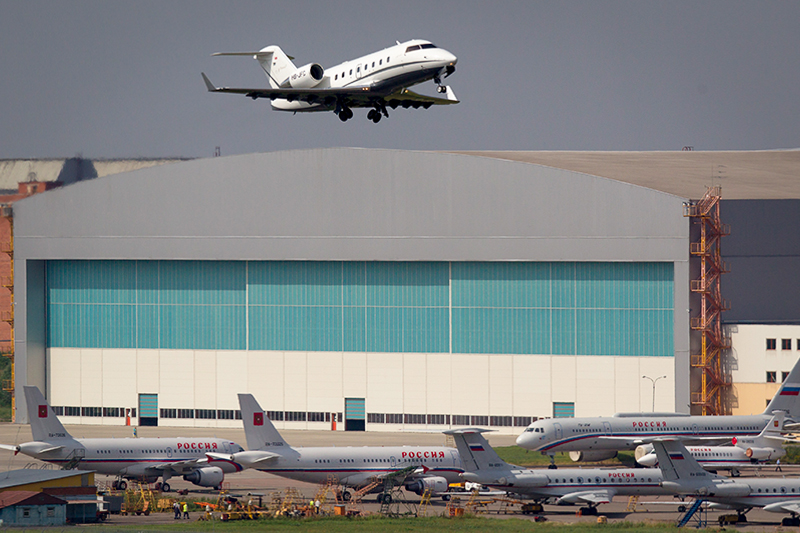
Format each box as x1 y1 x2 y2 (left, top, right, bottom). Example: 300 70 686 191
345 398 365 431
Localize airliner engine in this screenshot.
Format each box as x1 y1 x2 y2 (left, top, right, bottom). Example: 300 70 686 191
406 476 448 495
286 63 324 88
183 466 224 488
746 447 783 460
569 450 618 462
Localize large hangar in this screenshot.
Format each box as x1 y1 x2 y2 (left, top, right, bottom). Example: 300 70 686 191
12 148 688 432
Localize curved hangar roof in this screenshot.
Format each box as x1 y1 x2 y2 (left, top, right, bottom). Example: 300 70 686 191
13 148 687 263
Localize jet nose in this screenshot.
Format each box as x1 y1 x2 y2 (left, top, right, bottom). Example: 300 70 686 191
515 432 531 448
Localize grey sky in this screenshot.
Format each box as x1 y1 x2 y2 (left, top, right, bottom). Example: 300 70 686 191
2 1 799 158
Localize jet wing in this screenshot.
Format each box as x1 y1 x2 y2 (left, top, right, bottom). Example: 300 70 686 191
201 73 459 109
558 489 616 506
764 501 800 514
149 458 209 475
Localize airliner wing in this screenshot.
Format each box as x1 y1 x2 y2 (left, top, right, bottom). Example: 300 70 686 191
150 458 208 474
764 501 800 514
558 489 616 505
201 73 458 109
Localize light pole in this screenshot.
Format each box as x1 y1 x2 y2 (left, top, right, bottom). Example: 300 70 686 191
642 375 667 412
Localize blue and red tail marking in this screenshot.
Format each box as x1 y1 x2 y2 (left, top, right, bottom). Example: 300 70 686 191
668 452 684 460
780 385 800 396
469 444 485 452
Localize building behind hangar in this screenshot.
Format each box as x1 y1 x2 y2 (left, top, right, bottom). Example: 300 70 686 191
12 149 688 432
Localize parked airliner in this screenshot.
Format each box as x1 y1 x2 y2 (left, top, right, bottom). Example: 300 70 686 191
0 387 245 492
448 428 670 515
516 358 800 466
202 39 458 122
205 394 463 502
654 439 800 526
636 412 789 471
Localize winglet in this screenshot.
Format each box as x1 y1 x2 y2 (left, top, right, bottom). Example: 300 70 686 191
445 86 459 103
201 72 218 92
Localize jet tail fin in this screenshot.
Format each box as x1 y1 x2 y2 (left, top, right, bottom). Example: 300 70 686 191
652 440 719 482
213 45 297 89
444 428 510 472
765 358 800 417
237 394 289 451
24 386 71 442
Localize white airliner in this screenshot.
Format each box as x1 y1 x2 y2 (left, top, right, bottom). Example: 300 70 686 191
516 357 800 466
447 428 670 515
636 412 789 471
201 39 458 123
205 394 463 502
0 386 245 492
654 439 800 526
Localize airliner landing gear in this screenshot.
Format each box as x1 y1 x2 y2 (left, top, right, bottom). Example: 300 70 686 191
337 107 354 122
113 479 128 490
437 85 447 94
547 454 557 469
161 482 171 493
367 109 382 123
341 490 352 502
578 506 598 516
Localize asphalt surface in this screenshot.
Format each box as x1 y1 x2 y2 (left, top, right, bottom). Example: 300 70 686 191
1 423 799 530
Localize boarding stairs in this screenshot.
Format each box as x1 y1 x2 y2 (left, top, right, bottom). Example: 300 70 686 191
677 499 706 528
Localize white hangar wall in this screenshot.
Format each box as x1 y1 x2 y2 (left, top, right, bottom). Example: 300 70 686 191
13 149 689 432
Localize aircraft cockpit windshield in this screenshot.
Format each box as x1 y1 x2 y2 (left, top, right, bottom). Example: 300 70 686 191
405 43 437 53
524 427 544 433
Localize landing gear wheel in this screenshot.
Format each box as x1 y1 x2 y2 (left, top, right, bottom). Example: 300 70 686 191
783 517 800 527
161 482 171 493
382 493 392 504
372 113 381 123
118 480 127 491
737 514 747 523
341 490 351 501
579 506 598 516
441 494 451 501
376 493 383 503
338 107 354 122
367 109 376 120
437 85 447 94
548 464 557 470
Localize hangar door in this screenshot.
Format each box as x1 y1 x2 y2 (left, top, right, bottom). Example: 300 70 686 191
344 398 365 431
139 394 158 427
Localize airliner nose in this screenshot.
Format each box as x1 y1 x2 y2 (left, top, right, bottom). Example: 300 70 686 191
515 432 531 448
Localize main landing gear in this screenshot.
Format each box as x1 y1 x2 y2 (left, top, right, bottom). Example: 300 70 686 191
112 479 128 490
337 107 354 122
547 454 558 470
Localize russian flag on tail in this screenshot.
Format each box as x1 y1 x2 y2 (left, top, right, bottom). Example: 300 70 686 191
780 384 800 396
469 444 485 452
668 452 684 460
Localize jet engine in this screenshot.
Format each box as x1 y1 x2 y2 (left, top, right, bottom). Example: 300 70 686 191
406 476 448 495
745 447 784 461
634 444 655 463
568 450 618 462
183 466 224 488
286 63 325 88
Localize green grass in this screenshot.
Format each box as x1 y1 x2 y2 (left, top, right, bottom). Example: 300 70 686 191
86 516 689 532
494 447 637 468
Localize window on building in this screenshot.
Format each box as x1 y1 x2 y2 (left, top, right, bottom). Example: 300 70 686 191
160 408 177 419
308 412 326 422
490 416 513 427
386 413 403 424
767 338 777 350
783 371 791 382
367 413 385 423
427 414 446 425
64 406 80 416
767 371 777 383
514 416 534 427
471 415 489 426
404 414 425 424
783 339 793 350
177 409 194 418
216 409 235 420
452 415 469 425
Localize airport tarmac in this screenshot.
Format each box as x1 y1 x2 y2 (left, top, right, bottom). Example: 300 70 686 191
1 423 799 529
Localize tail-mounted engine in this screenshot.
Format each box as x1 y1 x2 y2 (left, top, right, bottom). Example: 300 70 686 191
286 63 324 88
568 450 618 462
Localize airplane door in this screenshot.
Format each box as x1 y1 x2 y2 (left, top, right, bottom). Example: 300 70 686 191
450 450 461 469
222 442 230 453
166 446 173 458
553 423 563 441
356 64 362 80
692 424 699 436
603 422 612 435
390 456 397 467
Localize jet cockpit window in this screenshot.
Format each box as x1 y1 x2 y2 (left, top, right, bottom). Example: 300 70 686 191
420 43 437 49
405 45 421 53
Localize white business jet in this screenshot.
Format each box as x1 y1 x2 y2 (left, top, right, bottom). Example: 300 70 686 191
205 394 463 502
447 427 670 516
516 357 800 467
636 412 789 472
654 439 800 526
201 39 458 122
0 386 245 492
